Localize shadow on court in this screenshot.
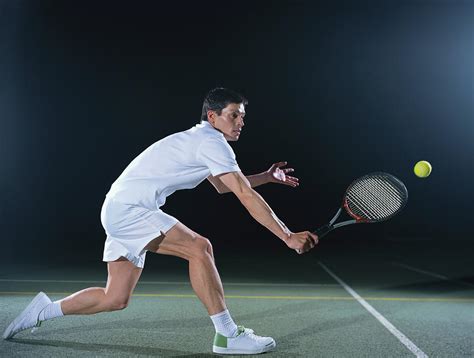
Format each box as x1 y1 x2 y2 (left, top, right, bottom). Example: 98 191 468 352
12 338 209 357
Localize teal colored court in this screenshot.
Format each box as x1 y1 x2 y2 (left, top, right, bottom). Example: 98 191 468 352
1 241 472 357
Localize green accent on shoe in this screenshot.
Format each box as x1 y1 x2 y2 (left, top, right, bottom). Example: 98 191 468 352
213 332 228 348
214 326 247 348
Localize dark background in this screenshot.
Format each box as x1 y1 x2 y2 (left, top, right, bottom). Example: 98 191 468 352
1 1 473 267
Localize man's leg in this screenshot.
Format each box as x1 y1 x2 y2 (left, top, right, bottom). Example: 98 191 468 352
145 223 276 354
3 257 142 339
145 222 224 315
61 257 142 314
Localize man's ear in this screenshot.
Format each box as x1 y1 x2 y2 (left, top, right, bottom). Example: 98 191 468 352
207 110 216 125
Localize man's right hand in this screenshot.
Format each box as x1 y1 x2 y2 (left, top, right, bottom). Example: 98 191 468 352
285 231 319 254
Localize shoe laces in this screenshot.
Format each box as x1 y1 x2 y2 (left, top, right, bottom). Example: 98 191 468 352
238 326 260 340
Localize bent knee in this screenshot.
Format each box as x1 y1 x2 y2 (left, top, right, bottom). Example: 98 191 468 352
189 235 213 260
105 297 130 311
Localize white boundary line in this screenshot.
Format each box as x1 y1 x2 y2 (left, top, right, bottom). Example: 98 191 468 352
319 262 428 358
392 262 474 288
0 279 336 287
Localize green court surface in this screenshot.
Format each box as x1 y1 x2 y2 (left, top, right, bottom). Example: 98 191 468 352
1 240 473 357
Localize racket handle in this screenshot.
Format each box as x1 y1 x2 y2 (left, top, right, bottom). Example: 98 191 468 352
313 224 333 240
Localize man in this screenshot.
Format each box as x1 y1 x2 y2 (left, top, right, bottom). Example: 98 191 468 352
3 87 318 355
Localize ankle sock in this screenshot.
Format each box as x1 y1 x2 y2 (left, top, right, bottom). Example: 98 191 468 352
210 309 238 337
38 300 64 322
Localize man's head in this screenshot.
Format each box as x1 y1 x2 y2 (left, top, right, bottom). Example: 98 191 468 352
201 87 248 141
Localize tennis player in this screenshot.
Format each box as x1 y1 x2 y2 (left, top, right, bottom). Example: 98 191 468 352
3 88 318 354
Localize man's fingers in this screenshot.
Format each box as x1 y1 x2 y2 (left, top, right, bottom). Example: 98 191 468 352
280 176 299 186
308 232 319 245
286 178 299 187
274 161 287 168
285 175 299 182
283 168 294 173
293 232 319 255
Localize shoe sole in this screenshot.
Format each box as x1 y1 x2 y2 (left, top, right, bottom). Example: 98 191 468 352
213 340 276 354
2 292 50 340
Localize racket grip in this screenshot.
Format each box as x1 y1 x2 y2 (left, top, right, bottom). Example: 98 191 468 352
313 224 332 240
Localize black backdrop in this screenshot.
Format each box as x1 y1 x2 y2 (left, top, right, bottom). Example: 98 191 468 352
2 1 473 264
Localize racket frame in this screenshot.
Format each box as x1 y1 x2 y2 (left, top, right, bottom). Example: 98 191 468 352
313 172 408 239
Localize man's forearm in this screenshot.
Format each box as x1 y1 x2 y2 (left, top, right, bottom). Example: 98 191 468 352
210 172 270 194
246 172 271 188
237 188 290 242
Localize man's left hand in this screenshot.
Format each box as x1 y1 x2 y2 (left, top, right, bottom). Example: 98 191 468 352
266 162 299 187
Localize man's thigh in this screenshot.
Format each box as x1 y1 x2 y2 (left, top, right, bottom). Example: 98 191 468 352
144 222 207 260
105 257 143 301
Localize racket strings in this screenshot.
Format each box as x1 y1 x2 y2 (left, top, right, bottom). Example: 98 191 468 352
347 190 393 221
347 190 383 220
353 179 402 214
346 176 406 221
348 183 393 219
347 198 378 220
349 180 404 219
349 180 403 218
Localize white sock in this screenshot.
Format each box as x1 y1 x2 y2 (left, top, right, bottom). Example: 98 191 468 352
210 309 238 337
38 300 64 322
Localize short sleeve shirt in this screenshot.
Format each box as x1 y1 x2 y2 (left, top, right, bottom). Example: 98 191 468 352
106 121 240 210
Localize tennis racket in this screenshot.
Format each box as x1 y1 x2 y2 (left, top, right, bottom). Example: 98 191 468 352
313 172 408 240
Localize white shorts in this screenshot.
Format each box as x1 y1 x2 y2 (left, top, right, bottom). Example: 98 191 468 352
100 196 178 268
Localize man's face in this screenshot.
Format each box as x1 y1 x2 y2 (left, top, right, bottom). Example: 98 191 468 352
208 103 245 141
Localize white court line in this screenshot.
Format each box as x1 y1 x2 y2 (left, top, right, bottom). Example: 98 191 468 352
319 262 428 358
392 262 474 288
0 279 336 287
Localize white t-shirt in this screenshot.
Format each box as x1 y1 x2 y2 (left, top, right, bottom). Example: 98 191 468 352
106 121 240 210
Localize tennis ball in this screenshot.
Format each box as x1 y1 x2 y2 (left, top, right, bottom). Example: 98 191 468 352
414 160 432 178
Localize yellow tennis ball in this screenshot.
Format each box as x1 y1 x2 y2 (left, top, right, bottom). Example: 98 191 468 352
414 160 432 178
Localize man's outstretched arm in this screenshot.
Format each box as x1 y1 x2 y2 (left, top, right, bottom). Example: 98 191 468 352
247 161 299 188
207 161 299 194
217 171 317 254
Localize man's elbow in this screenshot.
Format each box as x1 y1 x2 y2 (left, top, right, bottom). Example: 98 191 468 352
234 187 256 203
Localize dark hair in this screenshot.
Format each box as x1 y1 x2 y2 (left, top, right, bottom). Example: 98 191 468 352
201 87 248 122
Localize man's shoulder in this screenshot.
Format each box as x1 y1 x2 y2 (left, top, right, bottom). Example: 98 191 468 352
159 123 223 149
190 122 225 142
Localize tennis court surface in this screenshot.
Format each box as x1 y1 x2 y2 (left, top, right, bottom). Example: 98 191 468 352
1 239 472 357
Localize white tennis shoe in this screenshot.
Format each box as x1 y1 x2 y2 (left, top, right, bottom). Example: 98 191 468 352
212 326 276 354
3 292 51 339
